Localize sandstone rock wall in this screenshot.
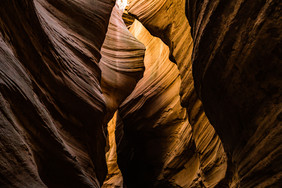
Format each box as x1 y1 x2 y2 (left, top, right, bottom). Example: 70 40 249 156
100 5 145 123
0 0 280 187
100 4 145 188
116 19 199 187
0 0 115 187
186 0 282 187
126 0 227 187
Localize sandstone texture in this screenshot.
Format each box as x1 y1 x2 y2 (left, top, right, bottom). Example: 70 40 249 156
102 113 123 188
100 4 145 188
100 5 145 123
126 0 227 187
186 0 282 187
0 0 115 187
116 19 199 187
0 0 281 187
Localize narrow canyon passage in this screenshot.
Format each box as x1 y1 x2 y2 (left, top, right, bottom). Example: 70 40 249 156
101 1 227 187
0 0 281 188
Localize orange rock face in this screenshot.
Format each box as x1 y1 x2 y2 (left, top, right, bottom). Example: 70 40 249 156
116 19 199 187
126 0 227 187
0 0 281 187
103 112 123 188
100 5 145 123
100 4 145 187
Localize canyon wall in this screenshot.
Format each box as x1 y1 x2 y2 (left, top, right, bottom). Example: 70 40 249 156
100 5 145 123
126 0 227 187
0 0 114 187
100 4 145 188
0 0 148 187
0 0 280 187
186 0 282 187
116 19 199 187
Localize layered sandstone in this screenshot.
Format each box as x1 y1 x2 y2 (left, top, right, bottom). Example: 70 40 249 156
186 0 282 187
102 113 123 188
116 20 199 187
100 4 145 188
0 0 280 187
100 4 145 123
126 0 227 187
0 0 115 187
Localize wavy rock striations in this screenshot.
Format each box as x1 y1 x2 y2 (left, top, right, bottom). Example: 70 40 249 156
186 0 282 187
116 20 199 187
126 0 227 187
0 0 115 187
100 5 145 123
102 113 123 188
0 0 280 187
99 4 145 188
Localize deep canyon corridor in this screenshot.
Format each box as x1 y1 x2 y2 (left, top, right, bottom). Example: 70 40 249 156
0 0 281 187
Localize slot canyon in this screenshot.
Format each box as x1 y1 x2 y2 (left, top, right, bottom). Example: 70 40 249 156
0 0 281 187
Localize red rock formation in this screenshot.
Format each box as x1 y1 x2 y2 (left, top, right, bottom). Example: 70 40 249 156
100 4 145 123
100 4 145 188
116 20 199 187
0 0 280 187
186 0 282 187
126 0 227 187
103 113 123 188
0 0 115 187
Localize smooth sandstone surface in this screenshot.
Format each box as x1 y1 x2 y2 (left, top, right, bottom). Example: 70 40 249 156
186 0 282 187
126 0 227 187
100 4 145 123
100 4 145 188
0 0 281 187
0 0 115 187
116 19 199 187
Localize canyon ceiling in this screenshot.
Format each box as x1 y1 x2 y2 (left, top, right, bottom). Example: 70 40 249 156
0 0 281 188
